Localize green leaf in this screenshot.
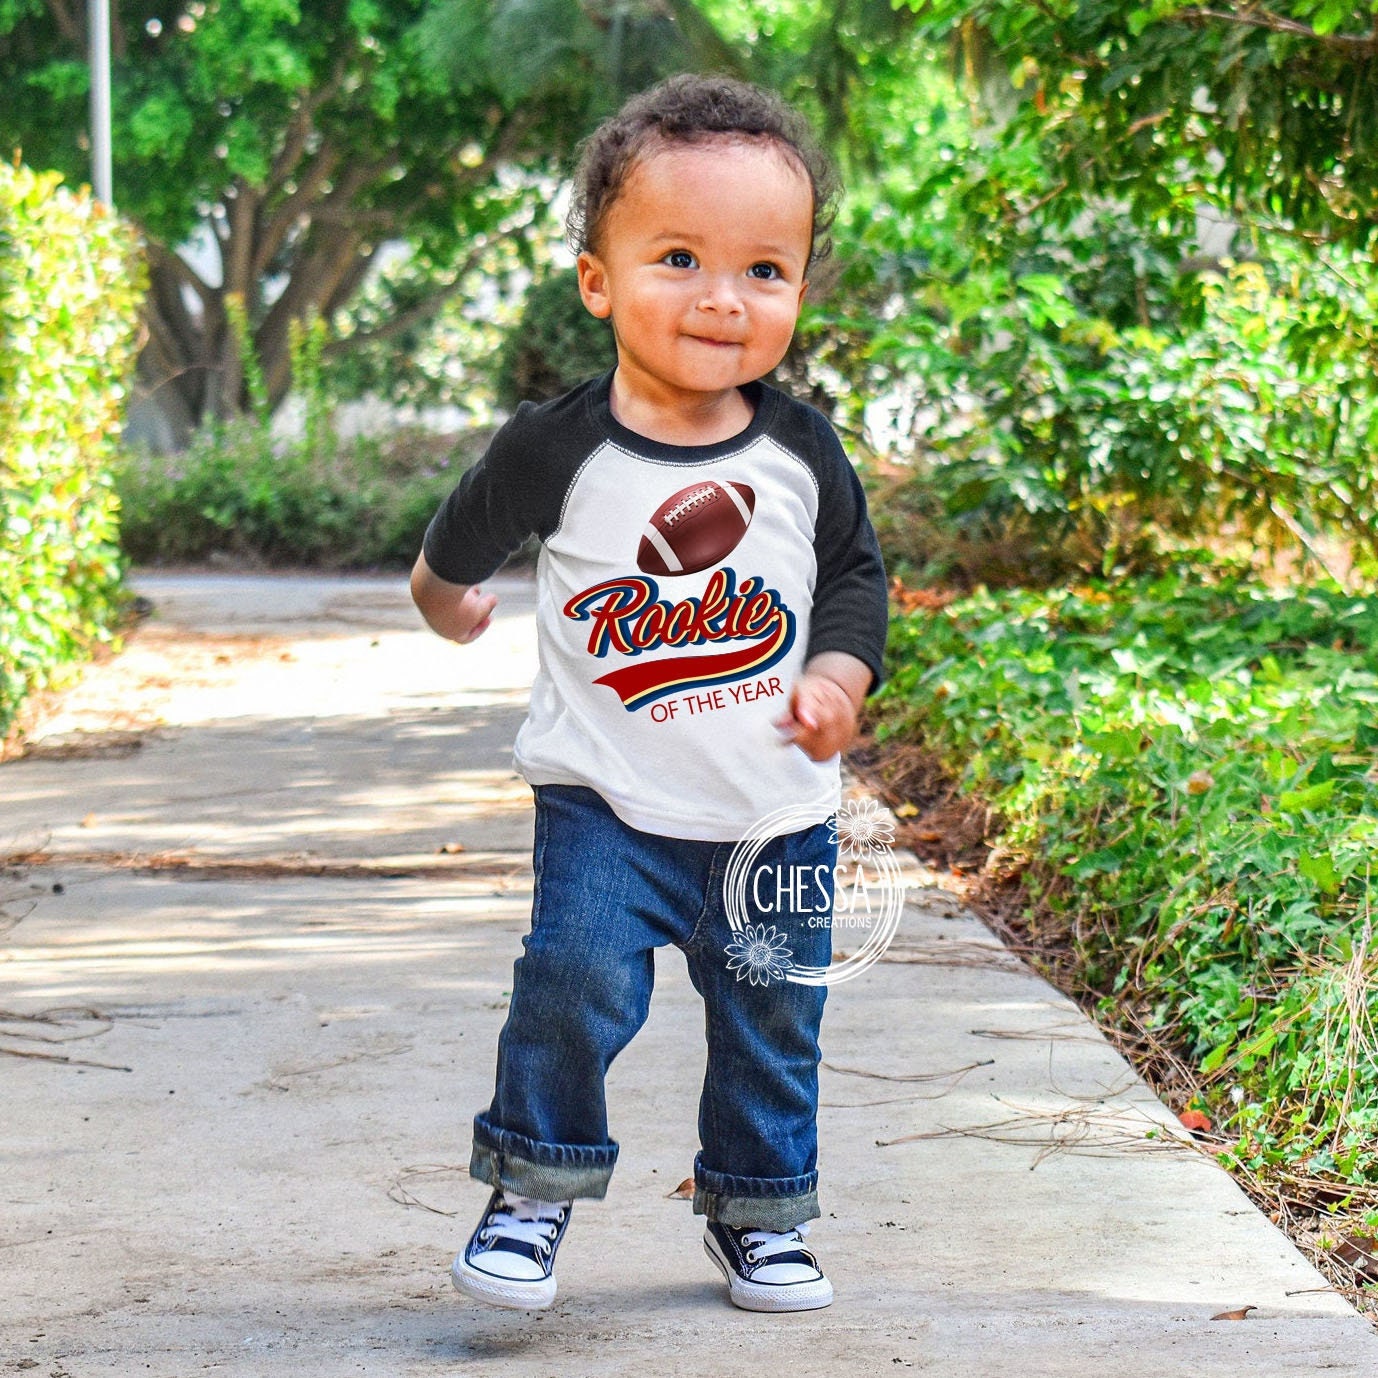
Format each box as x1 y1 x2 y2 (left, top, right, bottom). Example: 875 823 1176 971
1311 1 1351 37
1298 850 1339 895
1279 780 1337 812
1200 1039 1234 1074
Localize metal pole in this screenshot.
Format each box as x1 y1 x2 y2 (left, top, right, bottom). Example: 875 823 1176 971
89 0 112 206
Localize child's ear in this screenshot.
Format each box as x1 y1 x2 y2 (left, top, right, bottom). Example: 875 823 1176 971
576 251 613 319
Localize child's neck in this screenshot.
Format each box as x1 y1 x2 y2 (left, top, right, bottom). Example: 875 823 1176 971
608 371 754 447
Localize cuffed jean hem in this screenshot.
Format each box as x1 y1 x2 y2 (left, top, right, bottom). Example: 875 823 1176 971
469 1114 617 1201
691 1153 820 1230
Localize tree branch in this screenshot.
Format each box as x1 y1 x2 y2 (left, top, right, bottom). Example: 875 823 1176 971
321 248 377 319
1002 179 1069 223
265 52 352 193
447 107 543 197
291 157 393 226
659 0 751 77
1268 498 1353 588
253 141 344 277
145 240 215 313
44 0 80 45
144 267 201 367
110 1 126 61
138 300 208 420
257 222 368 405
222 178 260 300
1126 111 1170 138
323 212 538 355
142 255 215 423
1178 7 1378 57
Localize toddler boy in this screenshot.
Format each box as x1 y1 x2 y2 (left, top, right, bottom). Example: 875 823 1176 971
412 73 888 1312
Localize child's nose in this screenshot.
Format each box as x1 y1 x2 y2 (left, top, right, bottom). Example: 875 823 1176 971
697 276 745 314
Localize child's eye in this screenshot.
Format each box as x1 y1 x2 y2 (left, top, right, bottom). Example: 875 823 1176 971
664 250 697 269
748 262 782 281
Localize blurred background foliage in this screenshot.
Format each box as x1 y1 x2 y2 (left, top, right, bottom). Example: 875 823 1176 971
6 0 1377 592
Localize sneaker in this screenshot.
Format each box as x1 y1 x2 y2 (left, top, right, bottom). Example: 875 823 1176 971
451 1189 572 1309
703 1219 833 1312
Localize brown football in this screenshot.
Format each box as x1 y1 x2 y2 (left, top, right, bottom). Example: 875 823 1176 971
637 480 756 577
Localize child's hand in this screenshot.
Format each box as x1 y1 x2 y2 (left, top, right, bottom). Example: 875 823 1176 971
410 555 498 644
446 584 499 644
775 653 872 761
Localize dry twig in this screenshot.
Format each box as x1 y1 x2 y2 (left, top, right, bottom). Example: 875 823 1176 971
387 1164 468 1217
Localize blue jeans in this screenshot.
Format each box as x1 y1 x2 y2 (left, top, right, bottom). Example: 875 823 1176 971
469 784 834 1231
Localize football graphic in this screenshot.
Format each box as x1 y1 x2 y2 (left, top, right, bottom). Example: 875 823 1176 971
637 481 756 577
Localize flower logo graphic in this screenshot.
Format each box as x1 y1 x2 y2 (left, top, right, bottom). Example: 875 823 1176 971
830 798 896 861
724 924 795 986
722 799 907 987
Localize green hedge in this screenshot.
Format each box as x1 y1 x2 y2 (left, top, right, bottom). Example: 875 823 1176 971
873 578 1378 1185
0 163 144 739
115 418 484 570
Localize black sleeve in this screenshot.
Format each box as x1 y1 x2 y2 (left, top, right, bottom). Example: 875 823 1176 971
422 409 541 586
802 409 890 695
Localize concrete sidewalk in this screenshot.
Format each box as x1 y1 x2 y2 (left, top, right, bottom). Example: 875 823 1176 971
1 571 1374 1376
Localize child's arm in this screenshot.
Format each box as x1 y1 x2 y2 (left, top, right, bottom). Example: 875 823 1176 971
781 407 889 761
410 552 498 644
775 650 873 762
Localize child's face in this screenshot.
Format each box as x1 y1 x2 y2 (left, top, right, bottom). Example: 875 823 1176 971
576 138 813 408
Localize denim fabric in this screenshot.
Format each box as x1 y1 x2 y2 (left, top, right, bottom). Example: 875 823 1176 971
470 783 833 1230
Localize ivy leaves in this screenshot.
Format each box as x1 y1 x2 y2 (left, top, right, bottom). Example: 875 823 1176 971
875 576 1378 1180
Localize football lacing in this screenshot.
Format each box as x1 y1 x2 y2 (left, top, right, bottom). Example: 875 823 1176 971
663 485 719 526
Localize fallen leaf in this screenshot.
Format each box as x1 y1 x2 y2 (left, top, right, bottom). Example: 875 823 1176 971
1186 769 1215 795
1179 1108 1212 1133
1210 1305 1256 1321
80 813 97 828
667 1177 694 1200
894 802 919 819
1334 1233 1378 1285
888 578 959 613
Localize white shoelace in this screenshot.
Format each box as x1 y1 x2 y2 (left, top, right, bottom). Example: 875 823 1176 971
480 1196 568 1253
741 1222 811 1263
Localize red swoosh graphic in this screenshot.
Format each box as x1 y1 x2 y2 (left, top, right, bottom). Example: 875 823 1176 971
593 617 792 710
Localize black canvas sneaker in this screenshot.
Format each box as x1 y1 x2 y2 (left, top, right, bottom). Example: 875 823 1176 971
451 1190 572 1309
703 1219 833 1312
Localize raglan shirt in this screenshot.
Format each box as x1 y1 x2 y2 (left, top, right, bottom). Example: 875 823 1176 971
423 371 888 843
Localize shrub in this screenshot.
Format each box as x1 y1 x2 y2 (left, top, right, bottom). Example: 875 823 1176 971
493 269 615 410
873 577 1378 1184
115 420 489 570
0 162 144 739
799 67 1378 589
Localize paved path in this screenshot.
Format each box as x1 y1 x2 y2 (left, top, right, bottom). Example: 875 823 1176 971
1 572 1374 1376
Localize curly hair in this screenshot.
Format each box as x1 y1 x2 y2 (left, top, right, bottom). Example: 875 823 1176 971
566 74 840 272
